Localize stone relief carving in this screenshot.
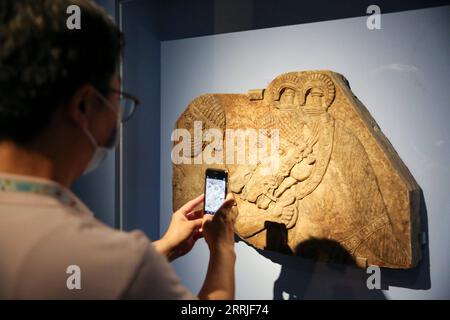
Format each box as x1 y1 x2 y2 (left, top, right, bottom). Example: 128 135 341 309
172 71 421 269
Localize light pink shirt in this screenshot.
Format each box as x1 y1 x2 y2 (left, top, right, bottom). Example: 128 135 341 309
0 173 196 300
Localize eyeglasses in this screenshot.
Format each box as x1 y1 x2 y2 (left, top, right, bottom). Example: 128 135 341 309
109 88 141 122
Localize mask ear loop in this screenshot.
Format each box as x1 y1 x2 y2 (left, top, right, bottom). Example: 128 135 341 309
81 126 99 149
90 88 122 148
93 88 121 116
78 97 98 149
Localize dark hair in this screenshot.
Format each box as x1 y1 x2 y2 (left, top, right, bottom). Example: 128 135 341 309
0 0 123 145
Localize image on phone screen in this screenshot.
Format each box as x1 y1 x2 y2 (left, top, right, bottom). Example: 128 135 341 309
204 176 226 214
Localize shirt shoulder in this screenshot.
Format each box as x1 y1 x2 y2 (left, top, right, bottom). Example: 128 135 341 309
121 240 197 300
10 213 153 299
0 175 195 300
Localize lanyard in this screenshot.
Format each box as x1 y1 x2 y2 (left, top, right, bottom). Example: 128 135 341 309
0 177 84 212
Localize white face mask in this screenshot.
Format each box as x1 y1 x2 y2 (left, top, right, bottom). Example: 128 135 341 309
81 91 120 175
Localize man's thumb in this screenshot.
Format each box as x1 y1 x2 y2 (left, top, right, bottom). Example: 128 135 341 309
190 217 203 229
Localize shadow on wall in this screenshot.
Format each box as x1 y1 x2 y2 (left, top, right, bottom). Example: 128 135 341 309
237 189 430 299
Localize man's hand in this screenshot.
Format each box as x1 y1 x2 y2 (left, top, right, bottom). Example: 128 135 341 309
154 194 205 261
202 193 237 253
198 193 237 300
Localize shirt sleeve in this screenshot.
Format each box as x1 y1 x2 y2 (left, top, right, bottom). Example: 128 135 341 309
120 235 197 300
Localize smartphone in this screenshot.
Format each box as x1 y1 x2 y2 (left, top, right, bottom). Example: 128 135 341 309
204 168 228 215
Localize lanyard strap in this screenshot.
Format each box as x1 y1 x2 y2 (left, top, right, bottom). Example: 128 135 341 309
0 178 83 212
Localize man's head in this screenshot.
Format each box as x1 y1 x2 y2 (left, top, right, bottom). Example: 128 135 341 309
0 0 123 180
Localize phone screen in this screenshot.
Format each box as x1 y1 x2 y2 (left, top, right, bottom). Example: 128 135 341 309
204 170 227 214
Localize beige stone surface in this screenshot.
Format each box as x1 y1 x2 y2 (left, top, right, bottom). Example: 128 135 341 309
172 71 421 269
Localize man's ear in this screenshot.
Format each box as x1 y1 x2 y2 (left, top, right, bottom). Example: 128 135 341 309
66 85 96 130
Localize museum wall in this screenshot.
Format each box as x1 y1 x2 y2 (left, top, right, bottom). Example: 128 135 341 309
121 0 161 239
71 0 117 228
160 6 450 299
71 0 162 236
